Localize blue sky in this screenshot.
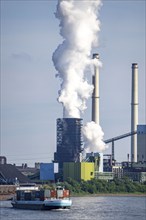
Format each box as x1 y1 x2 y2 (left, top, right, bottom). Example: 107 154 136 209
1 0 145 166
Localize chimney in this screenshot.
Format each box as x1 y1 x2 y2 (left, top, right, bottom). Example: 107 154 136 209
131 63 138 162
92 53 100 125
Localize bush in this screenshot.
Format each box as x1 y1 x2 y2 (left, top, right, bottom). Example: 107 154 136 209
42 177 146 195
65 177 146 194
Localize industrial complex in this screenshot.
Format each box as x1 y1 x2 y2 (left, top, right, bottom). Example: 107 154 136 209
51 54 146 183
0 55 146 185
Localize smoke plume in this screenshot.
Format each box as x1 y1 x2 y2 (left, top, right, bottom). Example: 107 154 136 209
82 121 107 153
53 0 106 153
52 0 102 118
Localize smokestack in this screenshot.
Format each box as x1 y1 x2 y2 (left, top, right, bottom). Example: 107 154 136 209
92 53 100 125
131 63 138 162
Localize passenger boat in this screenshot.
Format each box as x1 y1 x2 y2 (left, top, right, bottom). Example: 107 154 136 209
11 183 72 210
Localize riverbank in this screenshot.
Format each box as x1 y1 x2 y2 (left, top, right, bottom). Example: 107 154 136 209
0 185 16 201
1 192 145 201
0 184 146 201
0 194 14 201
72 192 146 197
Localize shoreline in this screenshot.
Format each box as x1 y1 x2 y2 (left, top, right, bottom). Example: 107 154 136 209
0 193 145 201
0 194 14 201
71 193 146 197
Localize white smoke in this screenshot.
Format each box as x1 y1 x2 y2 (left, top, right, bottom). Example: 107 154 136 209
52 0 107 154
52 0 102 118
82 121 107 154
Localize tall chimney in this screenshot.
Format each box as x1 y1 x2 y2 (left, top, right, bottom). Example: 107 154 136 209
92 53 100 125
131 63 138 162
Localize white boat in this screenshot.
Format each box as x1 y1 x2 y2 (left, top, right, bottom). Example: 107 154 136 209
11 184 72 210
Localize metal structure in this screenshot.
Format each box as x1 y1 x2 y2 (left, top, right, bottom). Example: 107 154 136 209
54 118 83 170
137 125 146 162
131 63 138 162
105 131 137 161
92 53 100 125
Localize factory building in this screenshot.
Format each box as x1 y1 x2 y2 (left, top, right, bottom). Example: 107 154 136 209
122 162 146 182
94 172 114 181
137 125 146 163
63 162 94 181
86 152 103 173
63 154 115 182
40 163 58 181
54 118 83 175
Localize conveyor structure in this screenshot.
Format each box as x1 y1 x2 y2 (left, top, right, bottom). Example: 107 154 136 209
104 131 137 161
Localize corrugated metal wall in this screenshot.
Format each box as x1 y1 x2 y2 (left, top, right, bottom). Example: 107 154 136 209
63 162 94 181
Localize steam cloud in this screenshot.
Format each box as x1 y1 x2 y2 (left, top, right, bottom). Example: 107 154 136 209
52 0 102 118
82 121 107 153
53 0 107 153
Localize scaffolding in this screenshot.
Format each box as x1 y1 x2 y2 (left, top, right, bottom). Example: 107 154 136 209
54 118 83 168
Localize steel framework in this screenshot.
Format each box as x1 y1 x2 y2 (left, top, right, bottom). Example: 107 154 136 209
54 118 83 168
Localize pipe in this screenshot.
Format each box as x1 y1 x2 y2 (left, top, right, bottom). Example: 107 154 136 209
131 63 138 162
92 53 100 125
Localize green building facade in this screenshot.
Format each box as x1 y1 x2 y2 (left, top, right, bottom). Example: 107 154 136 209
63 162 95 181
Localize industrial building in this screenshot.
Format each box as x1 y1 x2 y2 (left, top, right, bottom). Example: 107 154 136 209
54 118 83 178
63 162 94 182
94 172 114 181
122 162 146 182
63 153 115 182
137 125 146 162
86 152 103 173
0 164 29 184
40 163 58 181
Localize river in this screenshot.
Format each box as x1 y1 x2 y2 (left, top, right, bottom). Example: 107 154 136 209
0 196 146 220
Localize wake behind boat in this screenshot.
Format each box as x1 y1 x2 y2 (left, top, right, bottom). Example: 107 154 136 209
11 183 72 210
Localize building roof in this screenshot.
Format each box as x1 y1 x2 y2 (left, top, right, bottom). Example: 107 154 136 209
0 164 30 184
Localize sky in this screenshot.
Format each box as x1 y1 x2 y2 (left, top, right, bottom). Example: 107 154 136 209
1 0 145 166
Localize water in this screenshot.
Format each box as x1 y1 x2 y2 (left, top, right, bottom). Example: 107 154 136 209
0 196 146 220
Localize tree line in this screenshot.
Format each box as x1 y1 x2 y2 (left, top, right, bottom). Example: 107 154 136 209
53 177 146 195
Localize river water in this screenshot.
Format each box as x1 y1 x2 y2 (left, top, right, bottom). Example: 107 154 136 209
0 196 146 220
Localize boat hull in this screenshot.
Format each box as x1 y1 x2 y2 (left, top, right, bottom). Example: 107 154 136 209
44 199 72 210
11 199 72 210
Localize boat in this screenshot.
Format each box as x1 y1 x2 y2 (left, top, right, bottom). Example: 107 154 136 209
11 183 72 210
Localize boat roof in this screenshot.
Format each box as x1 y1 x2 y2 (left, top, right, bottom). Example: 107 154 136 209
16 183 39 191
